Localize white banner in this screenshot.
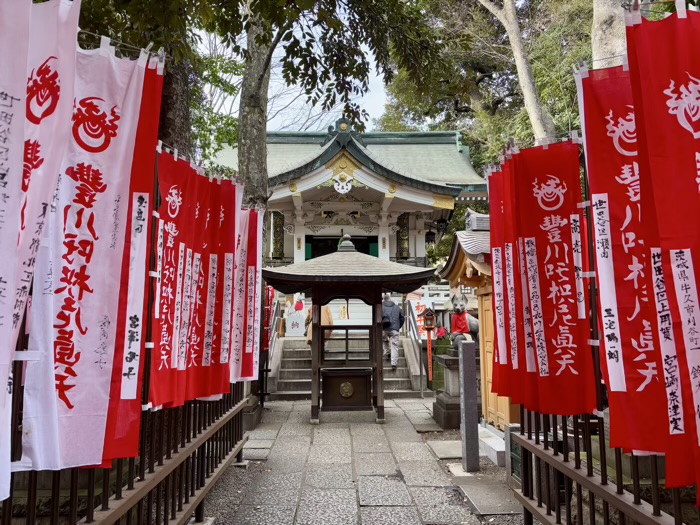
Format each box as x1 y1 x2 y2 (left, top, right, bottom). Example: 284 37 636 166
119 192 149 400
504 243 519 370
491 247 507 365
230 210 249 382
16 0 81 344
0 0 32 501
591 194 626 392
22 43 146 469
670 249 700 445
247 210 264 380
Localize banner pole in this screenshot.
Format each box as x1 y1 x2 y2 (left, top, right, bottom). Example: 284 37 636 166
578 142 605 413
141 153 161 407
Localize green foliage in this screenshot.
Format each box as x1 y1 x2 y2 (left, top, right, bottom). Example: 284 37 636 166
79 1 245 162
373 93 421 132
376 0 593 171
81 0 442 159
253 0 443 129
190 51 244 163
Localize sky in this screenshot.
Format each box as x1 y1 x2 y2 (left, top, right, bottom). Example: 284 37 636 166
359 67 388 131
266 64 388 132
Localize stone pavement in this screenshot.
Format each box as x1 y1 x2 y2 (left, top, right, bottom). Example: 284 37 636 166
211 398 479 525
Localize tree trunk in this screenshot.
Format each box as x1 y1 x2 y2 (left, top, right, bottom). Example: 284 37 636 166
159 60 193 154
478 0 556 140
592 0 626 68
237 19 274 208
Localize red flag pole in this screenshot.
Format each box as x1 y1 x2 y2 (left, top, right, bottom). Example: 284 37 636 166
427 328 433 383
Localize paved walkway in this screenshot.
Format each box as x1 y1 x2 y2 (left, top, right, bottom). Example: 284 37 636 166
206 399 479 525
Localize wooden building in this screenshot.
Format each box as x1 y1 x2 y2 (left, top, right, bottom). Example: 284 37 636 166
217 119 487 266
438 210 519 430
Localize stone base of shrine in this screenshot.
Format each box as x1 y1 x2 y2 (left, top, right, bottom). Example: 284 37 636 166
433 392 461 429
243 397 263 432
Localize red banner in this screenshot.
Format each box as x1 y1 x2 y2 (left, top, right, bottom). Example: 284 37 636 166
515 142 597 416
488 167 513 398
211 180 238 394
151 154 243 406
626 6 700 486
102 59 164 462
504 155 539 411
577 64 673 454
150 152 187 407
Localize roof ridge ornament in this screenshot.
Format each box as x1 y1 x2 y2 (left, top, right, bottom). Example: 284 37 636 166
323 118 366 147
337 234 356 252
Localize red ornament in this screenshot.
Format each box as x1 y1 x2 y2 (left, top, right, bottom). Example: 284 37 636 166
26 56 60 125
72 97 120 153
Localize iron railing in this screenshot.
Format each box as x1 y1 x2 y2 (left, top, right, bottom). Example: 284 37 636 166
259 287 282 408
406 301 426 398
508 408 690 525
1 382 247 525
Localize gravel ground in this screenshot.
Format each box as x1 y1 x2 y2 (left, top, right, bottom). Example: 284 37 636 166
420 429 462 442
203 460 268 523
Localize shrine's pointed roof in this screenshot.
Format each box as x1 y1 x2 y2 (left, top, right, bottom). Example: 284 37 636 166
263 235 436 294
217 119 486 197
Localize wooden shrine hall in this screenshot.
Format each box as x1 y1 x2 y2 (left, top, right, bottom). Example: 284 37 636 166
262 235 435 423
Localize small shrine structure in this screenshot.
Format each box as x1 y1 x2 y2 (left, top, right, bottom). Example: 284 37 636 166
438 209 520 429
262 235 435 423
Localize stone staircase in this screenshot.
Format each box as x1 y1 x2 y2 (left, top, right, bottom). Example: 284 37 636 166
269 336 420 401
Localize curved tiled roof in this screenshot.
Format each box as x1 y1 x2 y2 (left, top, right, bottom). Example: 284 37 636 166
263 236 435 294
215 121 486 196
456 230 490 257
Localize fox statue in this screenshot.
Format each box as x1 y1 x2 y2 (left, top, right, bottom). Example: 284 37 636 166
450 293 479 351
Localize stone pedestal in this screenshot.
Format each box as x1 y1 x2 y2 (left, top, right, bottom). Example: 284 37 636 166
433 350 461 429
243 394 263 432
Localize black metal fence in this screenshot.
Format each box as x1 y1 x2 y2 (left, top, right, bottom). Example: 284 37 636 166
1 381 247 525
508 408 694 525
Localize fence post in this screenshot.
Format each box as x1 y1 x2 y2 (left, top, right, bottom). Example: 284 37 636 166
459 341 480 472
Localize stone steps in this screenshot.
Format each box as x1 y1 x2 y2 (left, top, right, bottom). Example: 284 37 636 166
280 357 407 369
268 389 435 401
276 375 414 392
279 365 410 380
273 326 426 400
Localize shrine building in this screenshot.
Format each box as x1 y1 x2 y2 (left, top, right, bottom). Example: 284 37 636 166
218 119 486 266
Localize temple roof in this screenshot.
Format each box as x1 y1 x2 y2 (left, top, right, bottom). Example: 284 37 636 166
439 209 492 284
217 120 486 197
263 235 436 294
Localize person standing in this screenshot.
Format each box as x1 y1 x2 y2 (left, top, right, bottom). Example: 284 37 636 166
382 293 404 370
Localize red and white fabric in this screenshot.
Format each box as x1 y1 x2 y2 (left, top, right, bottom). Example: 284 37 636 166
0 0 32 500
230 208 263 382
504 154 539 411
151 152 193 407
22 41 146 470
514 142 597 416
17 0 81 350
576 63 677 457
625 4 700 487
215 180 241 390
102 56 164 463
488 167 511 397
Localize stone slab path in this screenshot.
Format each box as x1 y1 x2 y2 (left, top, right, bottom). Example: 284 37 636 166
226 399 478 525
